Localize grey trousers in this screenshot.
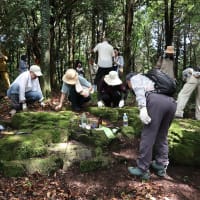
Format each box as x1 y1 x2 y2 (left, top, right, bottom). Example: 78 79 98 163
137 93 177 171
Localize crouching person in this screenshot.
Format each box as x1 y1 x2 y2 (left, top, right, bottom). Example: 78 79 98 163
97 71 127 108
126 72 176 180
55 68 93 112
7 65 44 116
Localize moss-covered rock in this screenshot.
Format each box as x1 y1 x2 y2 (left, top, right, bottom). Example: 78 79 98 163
0 134 47 160
79 156 113 172
23 156 63 175
121 126 136 139
0 160 26 177
1 106 200 177
169 119 200 166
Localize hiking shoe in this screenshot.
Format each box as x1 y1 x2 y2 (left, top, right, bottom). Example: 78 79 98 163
128 166 150 180
9 109 16 117
151 160 167 177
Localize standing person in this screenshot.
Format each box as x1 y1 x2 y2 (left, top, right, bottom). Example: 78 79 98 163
92 37 114 92
7 65 45 116
97 71 127 108
55 68 93 112
113 47 124 77
89 57 98 91
19 55 29 73
157 46 175 79
0 52 10 91
75 60 85 77
126 72 176 180
175 66 200 119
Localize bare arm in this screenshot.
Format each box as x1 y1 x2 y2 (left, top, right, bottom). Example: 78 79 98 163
55 93 66 111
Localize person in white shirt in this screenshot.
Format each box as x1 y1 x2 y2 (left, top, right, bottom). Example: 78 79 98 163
92 37 114 92
175 66 200 119
7 65 44 115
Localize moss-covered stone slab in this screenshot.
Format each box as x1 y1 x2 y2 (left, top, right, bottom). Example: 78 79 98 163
79 156 113 172
169 119 200 166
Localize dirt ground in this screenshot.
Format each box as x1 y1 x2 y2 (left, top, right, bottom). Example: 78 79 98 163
0 95 200 200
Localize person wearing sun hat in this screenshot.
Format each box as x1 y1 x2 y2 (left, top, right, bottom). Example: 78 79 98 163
156 45 175 79
97 71 127 108
7 65 44 116
55 68 93 112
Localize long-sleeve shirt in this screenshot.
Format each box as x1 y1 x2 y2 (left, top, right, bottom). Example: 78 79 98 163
130 74 155 108
10 71 43 102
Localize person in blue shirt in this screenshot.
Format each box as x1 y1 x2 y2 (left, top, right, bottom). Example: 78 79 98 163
126 72 176 180
55 68 93 112
19 55 29 73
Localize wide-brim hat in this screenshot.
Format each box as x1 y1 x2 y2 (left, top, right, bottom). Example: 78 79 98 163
165 46 174 54
62 68 78 85
104 71 122 86
30 65 43 76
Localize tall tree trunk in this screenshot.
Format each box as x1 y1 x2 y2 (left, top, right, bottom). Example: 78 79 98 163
164 0 175 46
124 0 134 76
40 0 51 97
49 0 57 89
66 11 73 68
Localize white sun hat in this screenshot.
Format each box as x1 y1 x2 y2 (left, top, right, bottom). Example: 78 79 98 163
104 71 122 86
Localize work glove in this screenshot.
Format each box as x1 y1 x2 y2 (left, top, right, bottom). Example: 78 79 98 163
22 103 27 111
118 100 125 108
97 101 104 107
81 89 90 97
139 107 151 125
40 101 46 107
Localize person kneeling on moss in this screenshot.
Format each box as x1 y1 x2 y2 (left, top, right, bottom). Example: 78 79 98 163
55 68 93 112
126 72 176 180
7 65 45 116
97 71 127 108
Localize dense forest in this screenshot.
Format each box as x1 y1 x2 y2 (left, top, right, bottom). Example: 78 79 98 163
0 0 200 96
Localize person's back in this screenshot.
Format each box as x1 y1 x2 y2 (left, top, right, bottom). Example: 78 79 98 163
93 38 114 68
157 46 175 79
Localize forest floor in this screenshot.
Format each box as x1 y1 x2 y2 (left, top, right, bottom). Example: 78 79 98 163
0 94 200 200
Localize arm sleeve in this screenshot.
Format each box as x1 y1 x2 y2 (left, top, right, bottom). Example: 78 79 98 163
131 75 147 108
79 76 92 88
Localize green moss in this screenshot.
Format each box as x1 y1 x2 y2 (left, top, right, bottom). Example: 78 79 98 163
16 137 46 159
88 107 119 122
169 118 200 166
80 156 111 172
23 156 63 175
0 160 26 177
121 126 135 138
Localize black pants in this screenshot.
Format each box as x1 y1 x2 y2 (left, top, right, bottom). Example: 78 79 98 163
68 86 90 109
94 67 113 92
101 91 122 107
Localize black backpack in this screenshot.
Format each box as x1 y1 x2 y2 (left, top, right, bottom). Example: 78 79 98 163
144 68 176 96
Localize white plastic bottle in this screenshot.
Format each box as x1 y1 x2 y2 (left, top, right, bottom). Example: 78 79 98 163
123 113 128 126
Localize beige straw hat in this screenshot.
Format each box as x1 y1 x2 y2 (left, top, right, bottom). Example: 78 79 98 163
62 68 78 85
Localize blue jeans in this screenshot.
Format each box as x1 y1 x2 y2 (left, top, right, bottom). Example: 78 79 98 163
7 83 43 110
